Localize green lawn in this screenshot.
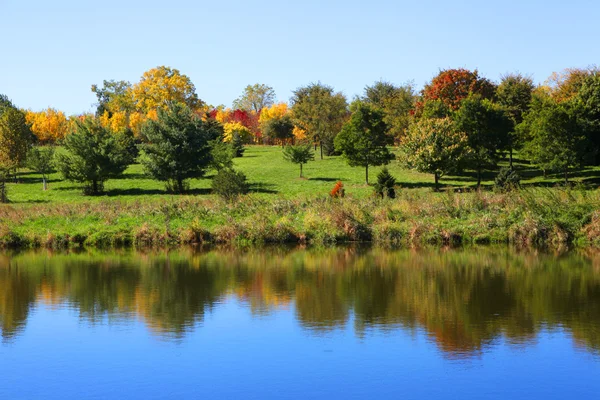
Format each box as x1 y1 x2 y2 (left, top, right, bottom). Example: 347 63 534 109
6 145 600 205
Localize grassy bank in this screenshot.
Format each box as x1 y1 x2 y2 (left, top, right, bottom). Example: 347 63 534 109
1 187 599 249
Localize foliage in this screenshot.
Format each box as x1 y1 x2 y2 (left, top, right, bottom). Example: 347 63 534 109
223 122 253 143
374 167 396 198
402 117 470 191
25 108 70 143
56 118 130 195
545 67 599 103
330 181 345 198
497 73 535 125
139 103 219 193
0 107 32 171
232 84 275 113
362 80 415 140
262 114 295 144
421 68 496 111
334 102 394 184
231 133 245 157
290 83 348 157
210 140 234 171
131 66 202 113
91 80 134 116
283 144 315 178
26 146 55 190
494 167 521 192
258 103 288 124
454 94 513 186
211 168 248 200
572 72 600 163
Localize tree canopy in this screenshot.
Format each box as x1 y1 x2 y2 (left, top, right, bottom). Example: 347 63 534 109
232 84 275 113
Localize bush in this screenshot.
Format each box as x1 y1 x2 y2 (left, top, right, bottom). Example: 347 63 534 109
494 167 521 192
330 181 345 198
374 167 396 198
212 168 249 200
231 133 245 157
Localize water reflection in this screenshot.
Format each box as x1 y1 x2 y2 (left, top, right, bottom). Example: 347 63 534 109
1 247 600 357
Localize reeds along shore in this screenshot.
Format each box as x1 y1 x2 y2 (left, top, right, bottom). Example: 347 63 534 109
1 188 599 249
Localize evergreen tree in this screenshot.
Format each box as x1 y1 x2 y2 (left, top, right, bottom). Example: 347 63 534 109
283 144 315 178
374 167 397 198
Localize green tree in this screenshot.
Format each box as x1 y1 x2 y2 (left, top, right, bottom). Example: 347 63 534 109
291 83 348 158
497 73 534 166
401 117 470 191
91 80 134 116
374 167 397 199
454 95 513 187
518 95 593 184
0 107 32 184
26 146 55 191
262 114 294 146
56 118 130 195
334 103 394 184
362 81 415 140
283 144 315 178
212 168 249 200
139 103 220 193
209 140 234 171
231 133 245 157
572 72 600 164
232 83 276 112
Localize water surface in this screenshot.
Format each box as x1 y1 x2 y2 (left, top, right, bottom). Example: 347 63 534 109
1 247 599 399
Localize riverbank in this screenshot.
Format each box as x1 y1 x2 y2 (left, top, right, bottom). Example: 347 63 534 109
1 187 599 249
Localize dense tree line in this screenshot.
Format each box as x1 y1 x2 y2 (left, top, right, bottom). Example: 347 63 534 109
2 65 600 200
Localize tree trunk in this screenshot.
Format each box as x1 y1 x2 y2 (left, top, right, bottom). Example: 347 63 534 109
300 163 303 178
543 169 547 179
320 140 323 160
43 175 47 191
434 173 439 192
0 175 7 203
365 164 369 185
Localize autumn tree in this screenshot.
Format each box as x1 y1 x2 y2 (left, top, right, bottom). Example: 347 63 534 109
283 144 314 178
362 81 416 140
519 95 593 183
56 118 130 195
26 146 55 191
401 118 469 191
131 66 202 113
262 115 295 146
291 83 348 158
334 103 394 184
454 95 513 187
139 103 221 193
232 84 275 113
545 67 599 103
421 68 496 111
91 80 134 116
496 73 534 166
25 108 70 143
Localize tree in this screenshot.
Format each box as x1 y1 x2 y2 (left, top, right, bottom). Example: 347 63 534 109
91 80 134 116
334 103 394 184
139 103 219 193
374 167 397 199
401 117 470 191
362 81 416 140
0 107 32 177
209 140 234 171
56 118 130 195
290 83 348 158
283 144 315 178
421 68 496 111
212 168 249 200
26 146 55 190
262 114 295 146
454 95 513 187
131 66 202 113
496 73 535 166
545 67 599 103
25 108 70 143
231 133 245 158
518 96 593 184
223 122 253 143
232 84 275 113
572 72 600 164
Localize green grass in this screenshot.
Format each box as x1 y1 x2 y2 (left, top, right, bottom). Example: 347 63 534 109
6 145 600 205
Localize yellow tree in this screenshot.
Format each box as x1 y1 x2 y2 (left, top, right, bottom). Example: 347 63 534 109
130 66 203 113
223 122 253 143
25 108 70 143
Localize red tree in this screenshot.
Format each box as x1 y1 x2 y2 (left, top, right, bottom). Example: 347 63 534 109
422 68 496 111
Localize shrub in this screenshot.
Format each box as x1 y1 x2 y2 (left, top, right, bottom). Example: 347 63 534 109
494 167 521 192
231 133 245 157
212 168 249 200
374 167 396 198
330 181 345 198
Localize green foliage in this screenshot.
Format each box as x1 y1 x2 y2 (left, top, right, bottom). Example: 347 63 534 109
291 83 348 157
262 114 294 144
519 95 594 183
232 83 275 113
497 73 534 125
402 117 470 191
210 140 234 171
572 72 600 163
139 103 220 193
26 146 55 190
283 144 315 178
494 167 521 192
362 81 415 140
56 118 130 195
454 94 513 186
334 102 394 184
211 168 249 200
374 167 396 198
91 80 134 116
231 133 245 157
420 100 452 119
0 107 33 171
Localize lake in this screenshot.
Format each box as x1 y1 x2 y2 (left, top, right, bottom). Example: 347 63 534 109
1 247 599 399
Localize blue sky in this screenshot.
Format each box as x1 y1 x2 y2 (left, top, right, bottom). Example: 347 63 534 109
0 0 597 115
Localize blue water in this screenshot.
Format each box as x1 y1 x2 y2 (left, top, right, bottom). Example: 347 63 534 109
1 248 599 399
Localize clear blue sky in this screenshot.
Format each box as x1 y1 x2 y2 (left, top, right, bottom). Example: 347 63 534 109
1 0 597 115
